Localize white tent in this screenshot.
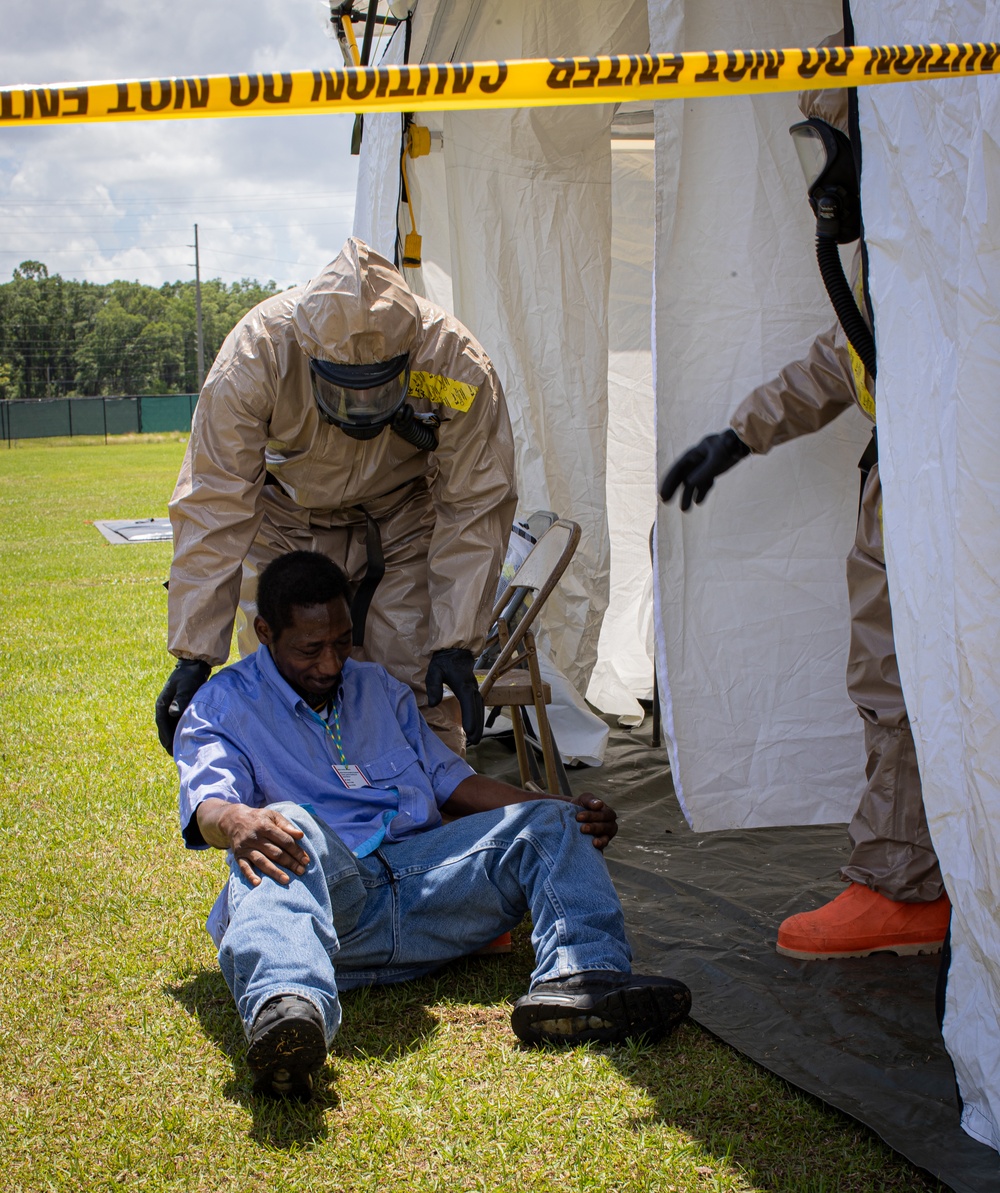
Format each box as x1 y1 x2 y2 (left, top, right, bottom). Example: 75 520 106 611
350 0 1000 1151
853 0 1000 1154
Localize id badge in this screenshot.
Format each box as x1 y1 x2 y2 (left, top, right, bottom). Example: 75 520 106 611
332 763 371 790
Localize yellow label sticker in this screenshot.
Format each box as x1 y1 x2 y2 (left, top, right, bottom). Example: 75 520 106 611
2 44 999 126
408 371 478 412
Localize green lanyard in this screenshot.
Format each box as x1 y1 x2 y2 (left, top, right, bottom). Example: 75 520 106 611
307 700 347 765
304 697 399 859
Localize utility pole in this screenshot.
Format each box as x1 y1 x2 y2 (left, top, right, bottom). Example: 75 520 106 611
194 224 205 390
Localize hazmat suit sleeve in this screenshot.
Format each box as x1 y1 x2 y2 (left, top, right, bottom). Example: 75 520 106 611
418 329 518 657
166 316 279 666
729 320 859 455
731 241 873 454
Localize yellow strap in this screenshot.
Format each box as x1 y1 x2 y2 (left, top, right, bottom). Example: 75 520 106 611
408 371 479 412
2 44 999 125
847 277 876 421
848 344 876 420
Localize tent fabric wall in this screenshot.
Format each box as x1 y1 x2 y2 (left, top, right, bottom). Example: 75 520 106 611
853 0 1000 1153
351 23 406 259
397 0 650 693
586 142 658 721
649 0 871 832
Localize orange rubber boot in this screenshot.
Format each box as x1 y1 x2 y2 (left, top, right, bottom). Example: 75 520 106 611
776 883 950 960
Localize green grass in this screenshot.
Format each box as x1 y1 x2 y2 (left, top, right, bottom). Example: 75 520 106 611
0 438 944 1192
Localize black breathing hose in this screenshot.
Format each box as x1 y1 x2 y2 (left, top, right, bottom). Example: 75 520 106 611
391 404 439 451
815 234 877 380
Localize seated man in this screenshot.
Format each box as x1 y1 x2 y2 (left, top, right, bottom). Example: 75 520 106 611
175 550 691 1100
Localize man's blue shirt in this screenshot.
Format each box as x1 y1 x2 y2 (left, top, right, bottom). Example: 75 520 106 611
176 645 475 855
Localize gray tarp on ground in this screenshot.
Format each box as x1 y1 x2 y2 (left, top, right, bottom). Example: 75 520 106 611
470 722 1000 1193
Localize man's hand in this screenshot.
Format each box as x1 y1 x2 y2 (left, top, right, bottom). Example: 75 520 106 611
442 777 618 848
155 659 211 755
425 648 485 746
659 428 750 511
196 801 311 887
570 794 618 850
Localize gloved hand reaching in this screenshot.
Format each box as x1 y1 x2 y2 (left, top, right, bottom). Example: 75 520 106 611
155 658 211 755
425 648 485 747
659 428 750 511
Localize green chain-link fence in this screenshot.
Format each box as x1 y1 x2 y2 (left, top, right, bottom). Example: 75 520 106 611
0 394 199 442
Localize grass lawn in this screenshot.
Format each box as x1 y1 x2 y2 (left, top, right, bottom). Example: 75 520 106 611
0 437 945 1192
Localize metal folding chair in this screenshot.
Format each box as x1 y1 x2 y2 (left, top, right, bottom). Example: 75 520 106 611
477 519 581 796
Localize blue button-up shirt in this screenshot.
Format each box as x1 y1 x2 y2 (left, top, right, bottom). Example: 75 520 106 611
176 645 475 855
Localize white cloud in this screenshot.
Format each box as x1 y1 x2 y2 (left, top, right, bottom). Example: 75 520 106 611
0 0 359 288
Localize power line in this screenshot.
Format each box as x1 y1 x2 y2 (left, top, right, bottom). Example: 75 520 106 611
0 215 352 229
0 200 355 212
0 245 196 255
196 249 328 266
0 247 315 266
0 210 351 229
0 191 354 208
0 265 299 279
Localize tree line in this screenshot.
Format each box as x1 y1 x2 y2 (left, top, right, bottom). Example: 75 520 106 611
0 261 280 400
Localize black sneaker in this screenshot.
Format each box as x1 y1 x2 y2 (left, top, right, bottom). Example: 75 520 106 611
247 994 328 1101
510 971 691 1047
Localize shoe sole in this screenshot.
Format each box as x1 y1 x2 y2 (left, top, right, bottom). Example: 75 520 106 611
511 982 691 1047
776 939 944 960
247 1017 327 1101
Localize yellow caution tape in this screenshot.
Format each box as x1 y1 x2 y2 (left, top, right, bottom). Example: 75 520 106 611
2 44 999 125
408 371 479 411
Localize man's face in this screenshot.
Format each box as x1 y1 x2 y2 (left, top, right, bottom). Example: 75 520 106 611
254 598 353 706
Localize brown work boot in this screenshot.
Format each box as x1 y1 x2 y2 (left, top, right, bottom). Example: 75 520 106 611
776 883 950 960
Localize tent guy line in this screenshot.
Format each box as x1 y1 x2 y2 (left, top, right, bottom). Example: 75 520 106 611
1 42 998 125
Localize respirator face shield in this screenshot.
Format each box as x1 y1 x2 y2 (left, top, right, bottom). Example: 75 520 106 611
310 353 410 439
789 118 861 244
790 120 832 190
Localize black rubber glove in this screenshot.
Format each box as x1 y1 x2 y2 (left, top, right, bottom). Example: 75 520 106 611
155 659 211 755
659 428 750 511
425 648 485 747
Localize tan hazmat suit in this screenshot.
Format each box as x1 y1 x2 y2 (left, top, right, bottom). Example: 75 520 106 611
167 238 517 750
731 87 942 903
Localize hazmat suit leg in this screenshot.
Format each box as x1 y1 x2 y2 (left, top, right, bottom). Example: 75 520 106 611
353 481 466 756
841 463 944 902
236 480 465 755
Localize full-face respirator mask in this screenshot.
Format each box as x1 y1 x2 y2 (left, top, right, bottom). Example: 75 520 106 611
789 116 876 380
310 353 440 450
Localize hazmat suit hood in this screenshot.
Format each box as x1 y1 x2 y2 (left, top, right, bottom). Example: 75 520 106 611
291 237 422 366
798 85 849 136
797 32 849 135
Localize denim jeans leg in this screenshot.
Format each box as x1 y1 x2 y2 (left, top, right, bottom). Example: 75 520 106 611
335 800 632 989
217 802 366 1045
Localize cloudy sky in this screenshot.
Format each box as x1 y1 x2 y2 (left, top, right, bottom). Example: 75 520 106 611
0 0 370 290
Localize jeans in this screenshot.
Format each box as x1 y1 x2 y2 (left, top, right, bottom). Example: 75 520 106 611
218 800 632 1045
